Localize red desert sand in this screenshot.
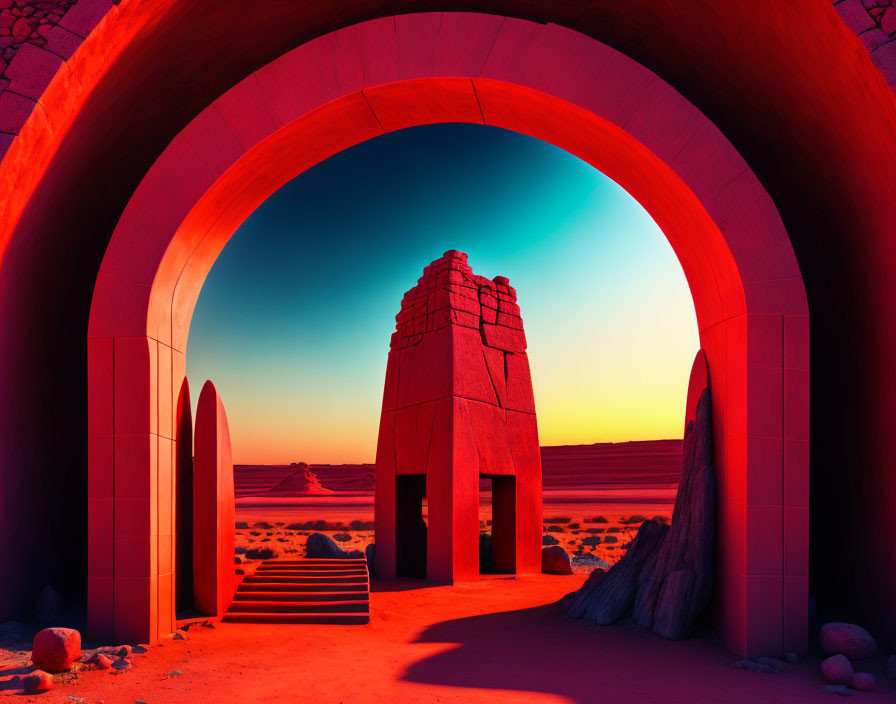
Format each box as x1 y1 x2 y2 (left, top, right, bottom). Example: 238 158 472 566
3 575 891 702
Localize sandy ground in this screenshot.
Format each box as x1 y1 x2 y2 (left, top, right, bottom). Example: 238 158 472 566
3 574 892 703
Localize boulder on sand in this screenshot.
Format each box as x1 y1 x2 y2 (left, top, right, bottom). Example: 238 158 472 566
305 532 347 558
31 627 81 673
821 654 854 685
820 622 878 660
851 672 875 691
22 670 53 693
541 546 573 575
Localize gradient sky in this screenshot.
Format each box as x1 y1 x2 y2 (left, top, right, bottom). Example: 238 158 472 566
187 124 699 464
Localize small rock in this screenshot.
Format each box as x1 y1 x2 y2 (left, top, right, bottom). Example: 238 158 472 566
111 657 131 671
94 654 113 670
201 621 215 629
851 673 875 691
754 656 784 671
32 627 81 672
22 670 53 693
784 652 798 664
132 645 148 654
541 546 573 575
169 668 182 676
823 684 853 696
32 585 62 624
821 654 854 685
820 623 878 660
116 645 132 657
67 696 85 702
172 632 185 640
542 534 559 546
733 658 781 674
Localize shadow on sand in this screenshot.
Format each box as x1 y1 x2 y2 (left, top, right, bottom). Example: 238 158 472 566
396 601 810 704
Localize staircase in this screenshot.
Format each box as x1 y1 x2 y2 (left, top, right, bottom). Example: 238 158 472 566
223 558 370 624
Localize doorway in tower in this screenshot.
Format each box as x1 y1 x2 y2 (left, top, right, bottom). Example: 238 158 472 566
395 475 427 579
480 476 517 574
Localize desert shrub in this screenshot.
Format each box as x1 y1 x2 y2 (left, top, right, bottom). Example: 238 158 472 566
234 546 248 554
547 525 565 532
620 515 646 525
588 516 608 523
603 535 618 544
249 531 261 536
587 528 605 534
607 527 621 533
245 547 278 560
332 533 351 542
582 536 601 546
235 521 249 529
350 520 375 531
255 521 272 529
542 535 559 545
568 523 580 530
544 517 571 524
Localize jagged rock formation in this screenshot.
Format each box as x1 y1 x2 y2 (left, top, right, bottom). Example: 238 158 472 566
567 517 668 623
266 462 332 495
633 384 715 639
567 350 716 640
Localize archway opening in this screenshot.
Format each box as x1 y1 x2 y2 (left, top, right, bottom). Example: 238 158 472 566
86 15 808 656
185 123 699 586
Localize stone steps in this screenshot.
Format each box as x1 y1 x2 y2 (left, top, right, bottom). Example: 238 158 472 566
223 558 371 625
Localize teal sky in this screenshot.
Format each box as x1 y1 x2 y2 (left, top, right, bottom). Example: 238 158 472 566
187 124 699 464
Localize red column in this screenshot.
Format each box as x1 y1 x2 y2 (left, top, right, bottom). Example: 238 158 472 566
192 380 235 617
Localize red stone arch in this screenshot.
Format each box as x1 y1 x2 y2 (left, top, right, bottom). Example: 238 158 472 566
85 13 808 655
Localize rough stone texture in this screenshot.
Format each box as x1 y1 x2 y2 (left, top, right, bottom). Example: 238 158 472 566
632 353 715 640
541 546 573 575
22 669 53 692
821 654 855 685
375 251 542 582
820 622 879 659
567 350 715 640
31 627 80 672
833 0 896 89
567 517 668 624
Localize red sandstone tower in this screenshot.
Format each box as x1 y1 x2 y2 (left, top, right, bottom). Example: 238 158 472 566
374 251 542 582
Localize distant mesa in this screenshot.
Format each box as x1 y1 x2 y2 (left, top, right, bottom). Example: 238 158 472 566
265 462 332 496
